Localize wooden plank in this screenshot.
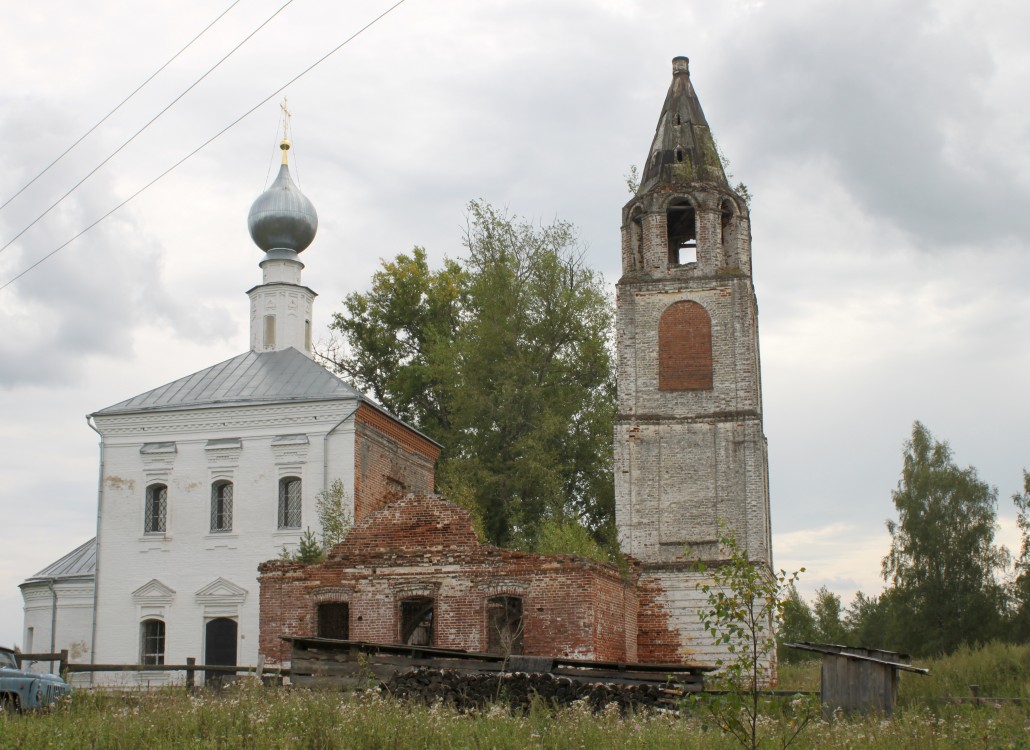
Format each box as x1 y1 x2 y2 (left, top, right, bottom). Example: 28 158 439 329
550 667 704 684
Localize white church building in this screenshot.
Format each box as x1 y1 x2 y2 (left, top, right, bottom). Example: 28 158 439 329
21 140 439 682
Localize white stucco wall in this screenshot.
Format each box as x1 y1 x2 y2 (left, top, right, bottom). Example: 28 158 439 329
90 398 357 683
20 578 94 684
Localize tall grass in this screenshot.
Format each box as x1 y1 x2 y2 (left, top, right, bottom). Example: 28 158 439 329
2 680 1028 750
2 643 1028 749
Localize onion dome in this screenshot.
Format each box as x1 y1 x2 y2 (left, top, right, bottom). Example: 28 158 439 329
247 140 318 254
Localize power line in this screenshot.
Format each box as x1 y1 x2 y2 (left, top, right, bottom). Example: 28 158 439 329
0 0 243 214
0 0 410 293
0 0 298 259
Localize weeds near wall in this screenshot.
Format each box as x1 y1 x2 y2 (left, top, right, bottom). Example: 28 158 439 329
277 479 353 564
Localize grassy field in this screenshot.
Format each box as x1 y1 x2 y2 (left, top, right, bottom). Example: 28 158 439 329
2 643 1028 750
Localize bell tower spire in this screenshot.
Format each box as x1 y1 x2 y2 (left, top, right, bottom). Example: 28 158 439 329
615 58 772 668
246 104 319 357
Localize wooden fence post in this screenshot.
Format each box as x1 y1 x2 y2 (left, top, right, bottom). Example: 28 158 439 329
186 657 196 692
59 650 69 677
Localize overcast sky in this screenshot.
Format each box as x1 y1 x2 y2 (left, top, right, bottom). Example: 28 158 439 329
1 0 1027 650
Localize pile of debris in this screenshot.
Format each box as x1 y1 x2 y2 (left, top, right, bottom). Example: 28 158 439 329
381 667 683 713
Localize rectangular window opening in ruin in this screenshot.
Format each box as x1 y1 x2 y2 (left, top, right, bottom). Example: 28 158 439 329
317 602 350 640
486 596 524 656
400 597 434 646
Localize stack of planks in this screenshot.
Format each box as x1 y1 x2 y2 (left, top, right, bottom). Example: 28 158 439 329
285 637 711 707
383 666 686 712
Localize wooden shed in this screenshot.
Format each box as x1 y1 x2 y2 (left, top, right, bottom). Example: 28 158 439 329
786 642 928 718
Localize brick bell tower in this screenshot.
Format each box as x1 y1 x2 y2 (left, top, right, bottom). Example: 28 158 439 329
615 57 773 665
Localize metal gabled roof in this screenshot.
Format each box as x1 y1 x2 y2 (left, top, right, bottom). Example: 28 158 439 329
26 538 97 582
93 347 361 416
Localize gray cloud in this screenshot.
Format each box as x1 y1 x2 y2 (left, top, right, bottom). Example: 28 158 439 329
717 0 1029 246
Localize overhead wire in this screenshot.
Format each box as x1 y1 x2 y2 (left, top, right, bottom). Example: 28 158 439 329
0 0 410 292
0 0 243 214
0 0 299 259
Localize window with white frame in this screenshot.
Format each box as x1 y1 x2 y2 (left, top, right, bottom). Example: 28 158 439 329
144 484 167 534
278 477 302 529
211 481 233 533
139 619 165 665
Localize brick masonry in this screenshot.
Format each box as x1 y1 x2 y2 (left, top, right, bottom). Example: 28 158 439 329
256 62 774 677
353 403 440 522
614 61 774 675
258 494 639 666
658 300 713 390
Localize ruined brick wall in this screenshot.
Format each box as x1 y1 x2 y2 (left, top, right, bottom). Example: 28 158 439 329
258 495 637 665
353 403 440 522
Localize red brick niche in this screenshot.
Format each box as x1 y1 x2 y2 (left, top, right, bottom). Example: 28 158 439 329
658 300 713 390
258 494 640 666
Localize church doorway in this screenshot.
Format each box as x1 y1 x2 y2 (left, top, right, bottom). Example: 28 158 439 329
204 617 238 687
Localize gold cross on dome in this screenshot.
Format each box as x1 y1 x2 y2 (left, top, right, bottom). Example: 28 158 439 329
279 97 292 163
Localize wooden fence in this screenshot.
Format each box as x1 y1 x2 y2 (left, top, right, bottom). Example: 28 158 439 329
15 651 289 690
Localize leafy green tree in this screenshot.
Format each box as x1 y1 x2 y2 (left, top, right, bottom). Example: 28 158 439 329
322 247 466 433
695 533 811 750
776 584 817 664
812 586 848 645
843 590 896 650
325 201 615 550
1010 470 1030 639
316 479 353 552
882 421 1008 656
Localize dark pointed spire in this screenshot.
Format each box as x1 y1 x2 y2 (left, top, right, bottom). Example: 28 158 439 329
638 57 728 193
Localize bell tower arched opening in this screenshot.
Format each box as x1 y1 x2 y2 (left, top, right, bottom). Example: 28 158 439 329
666 199 696 265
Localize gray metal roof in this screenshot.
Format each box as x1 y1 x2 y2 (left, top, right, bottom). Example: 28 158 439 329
93 348 361 416
26 538 96 582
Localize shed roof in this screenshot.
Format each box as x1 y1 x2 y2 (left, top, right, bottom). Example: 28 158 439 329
93 347 361 415
25 538 97 582
785 642 929 674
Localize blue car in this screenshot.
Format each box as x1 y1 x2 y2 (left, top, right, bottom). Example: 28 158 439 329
0 646 71 712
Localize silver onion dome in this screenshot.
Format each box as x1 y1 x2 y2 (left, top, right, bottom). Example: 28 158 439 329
247 142 318 254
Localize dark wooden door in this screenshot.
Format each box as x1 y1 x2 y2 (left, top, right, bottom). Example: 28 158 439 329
205 617 238 686
317 603 350 640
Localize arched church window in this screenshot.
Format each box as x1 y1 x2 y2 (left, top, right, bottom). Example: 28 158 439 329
278 477 302 529
263 315 276 349
666 199 696 265
211 481 233 533
144 484 167 534
139 619 165 665
658 301 713 390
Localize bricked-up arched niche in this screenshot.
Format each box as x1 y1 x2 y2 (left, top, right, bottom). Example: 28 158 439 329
659 301 713 390
666 198 697 265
